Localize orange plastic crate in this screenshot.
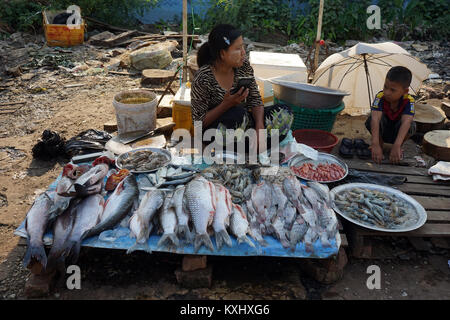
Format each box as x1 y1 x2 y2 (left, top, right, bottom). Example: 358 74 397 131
43 10 85 47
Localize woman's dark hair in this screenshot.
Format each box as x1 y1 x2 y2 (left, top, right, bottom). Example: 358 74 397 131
197 24 242 68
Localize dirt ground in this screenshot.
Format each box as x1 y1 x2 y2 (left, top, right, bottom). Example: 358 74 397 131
0 40 449 300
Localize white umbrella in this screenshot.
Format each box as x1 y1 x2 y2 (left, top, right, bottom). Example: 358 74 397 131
313 42 431 116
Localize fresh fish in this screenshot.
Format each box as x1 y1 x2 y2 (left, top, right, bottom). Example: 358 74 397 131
165 171 195 181
246 199 268 246
304 227 318 253
83 174 138 239
269 214 290 248
230 203 255 248
105 169 129 191
46 198 81 272
72 163 109 197
282 176 303 212
251 181 272 223
56 164 77 196
283 201 297 231
271 183 287 217
172 186 193 243
23 192 54 270
128 189 164 254
184 175 216 252
157 207 179 248
317 203 338 238
48 192 72 221
306 181 331 206
61 194 104 263
301 186 321 211
159 175 194 187
289 215 309 252
212 183 233 250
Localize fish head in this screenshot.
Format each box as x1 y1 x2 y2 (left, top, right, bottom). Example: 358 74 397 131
62 164 75 177
105 169 130 191
92 156 115 167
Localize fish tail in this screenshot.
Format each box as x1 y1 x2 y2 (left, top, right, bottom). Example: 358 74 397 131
194 234 215 253
23 239 47 270
62 240 82 264
237 235 255 248
215 230 232 250
175 225 193 244
157 233 179 248
126 242 153 255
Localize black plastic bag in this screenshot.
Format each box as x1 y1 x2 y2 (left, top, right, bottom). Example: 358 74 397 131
32 130 67 160
64 129 112 157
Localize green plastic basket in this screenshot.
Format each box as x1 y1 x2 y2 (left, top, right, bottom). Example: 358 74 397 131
274 98 345 132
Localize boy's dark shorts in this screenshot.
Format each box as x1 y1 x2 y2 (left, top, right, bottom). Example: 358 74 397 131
365 114 416 144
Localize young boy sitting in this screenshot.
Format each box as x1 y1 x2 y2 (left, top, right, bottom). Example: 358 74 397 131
365 66 416 164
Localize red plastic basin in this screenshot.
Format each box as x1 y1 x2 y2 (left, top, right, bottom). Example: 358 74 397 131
292 129 339 153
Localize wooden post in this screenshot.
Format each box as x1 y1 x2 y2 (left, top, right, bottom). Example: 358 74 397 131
182 0 188 83
313 0 325 73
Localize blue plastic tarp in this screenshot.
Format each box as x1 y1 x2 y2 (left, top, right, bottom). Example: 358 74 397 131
14 161 341 259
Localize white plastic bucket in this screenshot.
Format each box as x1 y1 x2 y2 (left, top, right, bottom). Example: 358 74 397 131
113 89 157 136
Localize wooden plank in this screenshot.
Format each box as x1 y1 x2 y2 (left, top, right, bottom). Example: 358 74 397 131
396 183 450 197
411 195 450 211
101 30 139 47
344 159 429 176
427 211 450 223
354 223 450 237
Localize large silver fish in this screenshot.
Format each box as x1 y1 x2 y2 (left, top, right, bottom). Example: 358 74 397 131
172 185 193 243
46 198 81 272
23 192 54 270
184 175 216 252
61 194 104 264
83 174 138 239
230 203 255 248
128 189 164 254
212 183 233 250
157 206 179 249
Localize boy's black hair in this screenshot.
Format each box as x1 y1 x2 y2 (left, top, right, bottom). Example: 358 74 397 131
386 66 412 88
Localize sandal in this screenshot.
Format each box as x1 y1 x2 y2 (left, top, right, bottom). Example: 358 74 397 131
354 138 372 160
339 138 354 158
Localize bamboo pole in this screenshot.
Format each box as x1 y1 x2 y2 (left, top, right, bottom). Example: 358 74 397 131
313 0 324 73
182 0 188 83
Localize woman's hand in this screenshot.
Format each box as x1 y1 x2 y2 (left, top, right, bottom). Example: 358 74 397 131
222 87 249 109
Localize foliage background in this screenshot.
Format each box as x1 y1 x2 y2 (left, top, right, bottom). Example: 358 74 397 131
0 0 448 44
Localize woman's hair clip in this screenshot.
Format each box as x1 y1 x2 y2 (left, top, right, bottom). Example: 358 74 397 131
223 36 230 45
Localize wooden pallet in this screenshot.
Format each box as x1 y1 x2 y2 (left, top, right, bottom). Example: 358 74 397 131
341 158 450 258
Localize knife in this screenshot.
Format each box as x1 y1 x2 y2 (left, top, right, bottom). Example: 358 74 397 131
119 122 175 144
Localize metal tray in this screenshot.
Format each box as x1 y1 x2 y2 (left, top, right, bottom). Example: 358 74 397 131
330 183 427 233
116 147 171 173
269 80 349 109
288 152 348 183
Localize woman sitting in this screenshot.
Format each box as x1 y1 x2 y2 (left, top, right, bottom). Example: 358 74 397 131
190 24 293 153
